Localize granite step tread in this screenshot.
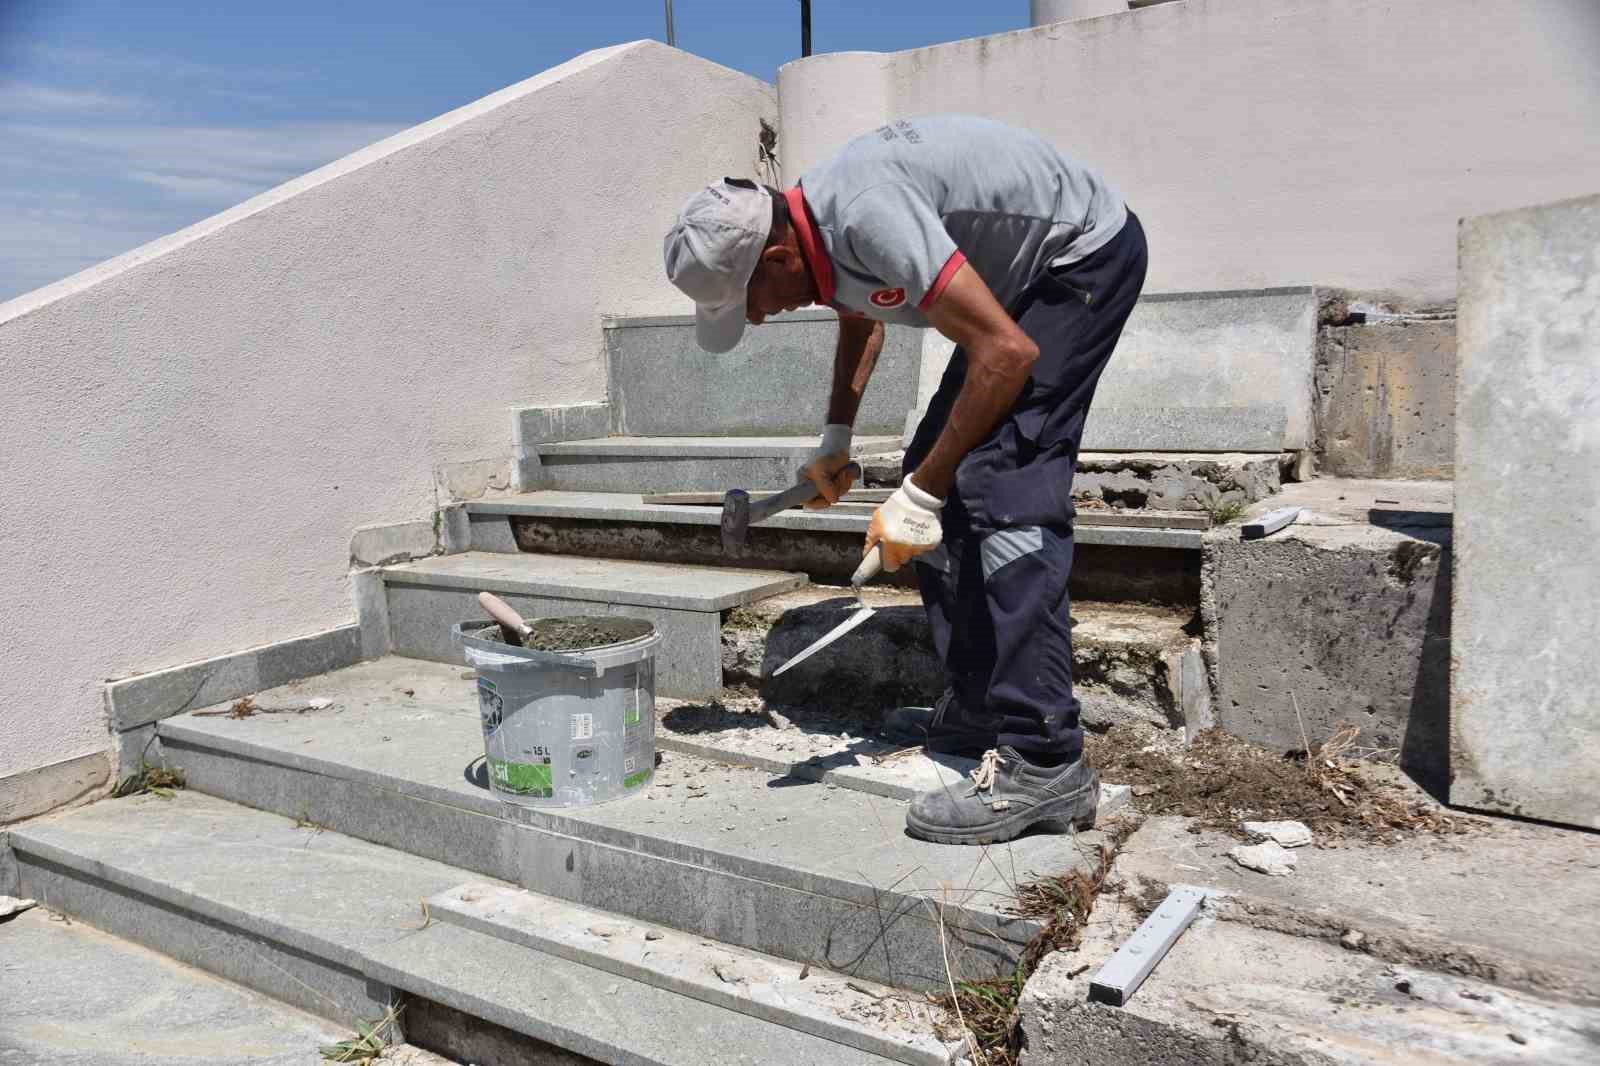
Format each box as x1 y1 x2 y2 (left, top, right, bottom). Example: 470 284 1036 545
0 906 368 1066
418 881 956 1065
382 550 807 613
468 491 1206 550
149 656 1109 990
538 435 903 458
8 793 916 1066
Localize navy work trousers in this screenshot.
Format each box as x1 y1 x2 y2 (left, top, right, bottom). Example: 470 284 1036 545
902 212 1148 761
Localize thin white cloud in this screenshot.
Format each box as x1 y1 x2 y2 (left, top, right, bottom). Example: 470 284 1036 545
0 82 144 113
6 121 405 203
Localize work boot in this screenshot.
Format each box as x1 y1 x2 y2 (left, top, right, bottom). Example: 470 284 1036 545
879 689 998 756
904 747 1099 846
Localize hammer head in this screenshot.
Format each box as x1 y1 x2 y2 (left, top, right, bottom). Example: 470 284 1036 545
720 489 751 554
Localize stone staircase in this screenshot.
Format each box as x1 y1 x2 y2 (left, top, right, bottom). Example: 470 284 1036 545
6 286 1545 1066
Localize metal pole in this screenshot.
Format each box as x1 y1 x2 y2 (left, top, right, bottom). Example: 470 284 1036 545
800 0 812 57
664 0 676 46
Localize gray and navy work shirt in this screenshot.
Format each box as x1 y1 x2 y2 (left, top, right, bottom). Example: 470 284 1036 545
784 115 1127 325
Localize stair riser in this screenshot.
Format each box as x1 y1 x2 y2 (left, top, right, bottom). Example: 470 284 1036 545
541 455 809 495
511 517 1202 606
384 579 724 699
161 734 1032 993
604 313 921 438
13 849 386 1027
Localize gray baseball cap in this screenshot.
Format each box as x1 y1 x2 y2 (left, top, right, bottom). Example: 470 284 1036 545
663 178 772 353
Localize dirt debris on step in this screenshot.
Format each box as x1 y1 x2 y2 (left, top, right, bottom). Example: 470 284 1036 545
1085 721 1478 844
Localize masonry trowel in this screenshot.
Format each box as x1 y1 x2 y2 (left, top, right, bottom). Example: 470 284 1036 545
771 545 883 677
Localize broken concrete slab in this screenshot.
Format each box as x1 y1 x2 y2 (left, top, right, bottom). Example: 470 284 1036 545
0 907 350 1065
1113 815 1600 1002
603 311 920 437
1241 819 1313 848
1453 194 1600 830
1201 478 1453 793
1229 840 1297 876
425 882 955 1065
155 657 1110 991
1073 451 1284 511
1018 892 1600 1066
1317 318 1456 479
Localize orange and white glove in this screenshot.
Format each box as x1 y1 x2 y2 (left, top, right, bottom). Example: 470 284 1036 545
798 423 857 509
866 477 944 572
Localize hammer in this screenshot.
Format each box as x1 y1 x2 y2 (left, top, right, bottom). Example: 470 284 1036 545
720 461 862 555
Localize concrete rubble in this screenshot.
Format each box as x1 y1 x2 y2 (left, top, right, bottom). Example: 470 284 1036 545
1242 819 1314 847
1230 840 1299 876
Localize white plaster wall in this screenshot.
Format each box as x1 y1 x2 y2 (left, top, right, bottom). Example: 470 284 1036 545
781 0 1600 306
0 40 776 782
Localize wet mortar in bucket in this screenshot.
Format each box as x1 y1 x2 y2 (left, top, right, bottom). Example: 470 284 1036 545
453 615 660 809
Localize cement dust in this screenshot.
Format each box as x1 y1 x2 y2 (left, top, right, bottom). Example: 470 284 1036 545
1087 722 1473 844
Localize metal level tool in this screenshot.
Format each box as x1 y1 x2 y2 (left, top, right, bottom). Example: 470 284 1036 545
1088 885 1209 1006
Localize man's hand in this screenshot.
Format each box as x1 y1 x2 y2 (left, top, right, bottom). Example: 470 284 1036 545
866 477 944 571
799 423 857 509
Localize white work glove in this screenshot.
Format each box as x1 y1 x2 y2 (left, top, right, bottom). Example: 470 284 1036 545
866 476 944 572
798 423 857 509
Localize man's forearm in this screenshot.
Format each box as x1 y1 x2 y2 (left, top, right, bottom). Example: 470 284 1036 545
907 339 1035 499
825 318 885 426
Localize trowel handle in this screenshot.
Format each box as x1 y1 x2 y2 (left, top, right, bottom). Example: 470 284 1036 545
477 591 530 635
851 545 883 588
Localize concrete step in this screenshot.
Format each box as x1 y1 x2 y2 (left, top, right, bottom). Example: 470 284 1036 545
534 435 904 495
603 311 921 437
467 491 1203 605
380 551 806 700
7 792 936 1066
1112 814 1600 1004
0 905 417 1066
146 656 1112 993
717 586 1208 735
1018 888 1600 1066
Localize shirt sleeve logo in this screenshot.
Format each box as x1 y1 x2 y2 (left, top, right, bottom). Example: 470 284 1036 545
869 287 907 308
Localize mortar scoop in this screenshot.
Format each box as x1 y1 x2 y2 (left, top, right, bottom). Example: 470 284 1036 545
771 545 882 677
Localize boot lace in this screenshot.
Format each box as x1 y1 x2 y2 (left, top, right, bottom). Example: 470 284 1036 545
971 749 1001 792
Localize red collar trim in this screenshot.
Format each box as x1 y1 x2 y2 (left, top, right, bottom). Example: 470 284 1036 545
784 185 835 307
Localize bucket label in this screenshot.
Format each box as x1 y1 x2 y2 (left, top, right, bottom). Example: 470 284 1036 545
622 667 642 726
490 757 553 798
570 713 594 741
572 745 598 776
477 683 505 736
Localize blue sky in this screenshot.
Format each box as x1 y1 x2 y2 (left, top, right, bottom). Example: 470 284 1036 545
0 1 1025 302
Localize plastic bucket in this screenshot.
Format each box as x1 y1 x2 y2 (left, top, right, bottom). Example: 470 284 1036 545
452 616 661 808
